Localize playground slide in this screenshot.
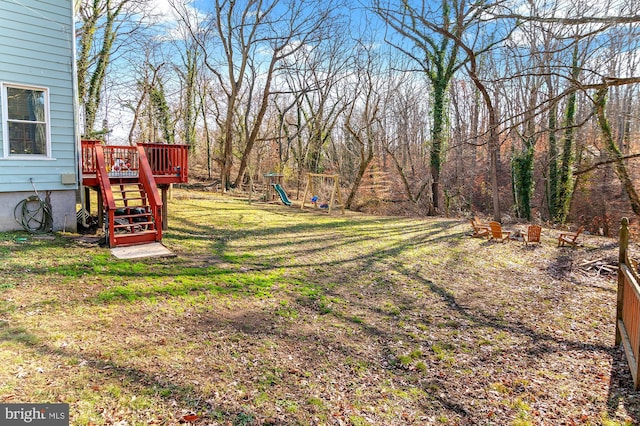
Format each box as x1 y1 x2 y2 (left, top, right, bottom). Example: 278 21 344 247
273 183 292 206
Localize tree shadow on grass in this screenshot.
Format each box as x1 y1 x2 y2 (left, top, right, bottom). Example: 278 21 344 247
4 211 636 423
606 345 640 422
0 323 290 425
296 254 638 423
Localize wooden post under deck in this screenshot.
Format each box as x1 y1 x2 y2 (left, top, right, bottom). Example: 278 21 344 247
97 189 104 227
161 186 168 231
84 186 91 214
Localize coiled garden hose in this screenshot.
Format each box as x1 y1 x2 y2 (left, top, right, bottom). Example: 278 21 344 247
14 179 53 233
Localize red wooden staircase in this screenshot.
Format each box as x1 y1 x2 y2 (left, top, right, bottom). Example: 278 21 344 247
95 145 163 247
82 141 188 248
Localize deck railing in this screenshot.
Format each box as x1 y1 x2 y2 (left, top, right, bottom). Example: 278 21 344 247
617 217 640 390
142 142 189 182
81 140 188 183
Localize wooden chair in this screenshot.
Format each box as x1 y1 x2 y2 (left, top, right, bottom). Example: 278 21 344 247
523 224 542 245
474 216 488 227
469 219 489 238
489 221 511 243
558 226 584 248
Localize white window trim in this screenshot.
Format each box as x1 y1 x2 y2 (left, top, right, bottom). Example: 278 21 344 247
1 82 52 159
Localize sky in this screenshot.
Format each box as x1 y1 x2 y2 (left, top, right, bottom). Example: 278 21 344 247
95 0 640 144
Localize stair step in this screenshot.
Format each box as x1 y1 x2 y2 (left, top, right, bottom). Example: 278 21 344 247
113 197 146 202
113 231 160 247
115 232 158 240
114 225 156 232
114 225 154 230
113 216 153 223
96 145 164 248
114 229 158 236
113 191 146 196
114 207 148 213
115 213 151 219
114 220 154 227
109 176 139 181
113 215 153 222
113 209 147 214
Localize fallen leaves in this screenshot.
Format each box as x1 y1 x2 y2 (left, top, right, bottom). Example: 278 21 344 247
178 413 199 423
0 196 638 424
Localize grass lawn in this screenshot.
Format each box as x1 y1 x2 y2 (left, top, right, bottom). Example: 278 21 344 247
0 188 638 425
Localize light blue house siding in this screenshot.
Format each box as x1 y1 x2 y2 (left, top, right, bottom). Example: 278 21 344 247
0 0 78 232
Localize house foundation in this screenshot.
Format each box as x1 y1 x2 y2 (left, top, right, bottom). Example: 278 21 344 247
0 190 77 233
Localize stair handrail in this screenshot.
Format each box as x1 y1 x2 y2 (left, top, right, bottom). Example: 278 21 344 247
94 145 117 247
136 145 163 240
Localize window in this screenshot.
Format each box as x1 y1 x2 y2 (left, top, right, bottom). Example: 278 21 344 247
2 83 50 157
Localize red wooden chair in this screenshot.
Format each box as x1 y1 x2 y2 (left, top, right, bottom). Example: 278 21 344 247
469 218 490 238
489 221 511 243
524 225 542 245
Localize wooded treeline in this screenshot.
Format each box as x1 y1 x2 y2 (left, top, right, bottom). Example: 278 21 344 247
76 0 640 233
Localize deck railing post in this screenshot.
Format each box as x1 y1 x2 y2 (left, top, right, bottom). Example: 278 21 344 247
617 217 630 345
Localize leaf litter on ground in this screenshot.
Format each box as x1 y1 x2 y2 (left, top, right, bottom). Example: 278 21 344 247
0 188 638 425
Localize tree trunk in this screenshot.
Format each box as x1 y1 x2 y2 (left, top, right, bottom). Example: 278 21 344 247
83 0 126 136
465 64 501 221
547 100 559 220
555 44 580 224
489 131 501 221
184 48 198 149
512 85 537 221
511 144 535 220
345 152 373 209
429 81 447 215
595 87 640 215
387 147 416 203
234 59 278 188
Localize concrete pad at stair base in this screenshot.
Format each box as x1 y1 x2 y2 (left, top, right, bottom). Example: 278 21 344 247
111 242 175 259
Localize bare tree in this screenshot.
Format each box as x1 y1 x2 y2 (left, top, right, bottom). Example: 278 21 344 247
76 0 153 136
382 74 431 205
342 40 392 209
174 46 199 148
120 50 164 144
275 28 353 193
373 0 471 215
403 1 519 221
173 0 340 191
505 0 640 223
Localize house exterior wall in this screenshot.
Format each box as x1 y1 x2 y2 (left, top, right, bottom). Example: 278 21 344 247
0 1 78 232
0 191 77 232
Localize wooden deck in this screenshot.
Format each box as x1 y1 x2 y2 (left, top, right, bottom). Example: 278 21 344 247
81 140 189 187
80 140 189 247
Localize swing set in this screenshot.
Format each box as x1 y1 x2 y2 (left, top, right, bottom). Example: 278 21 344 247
301 173 344 214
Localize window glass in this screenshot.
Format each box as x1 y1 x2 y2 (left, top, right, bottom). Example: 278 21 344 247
4 86 48 156
8 122 47 155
